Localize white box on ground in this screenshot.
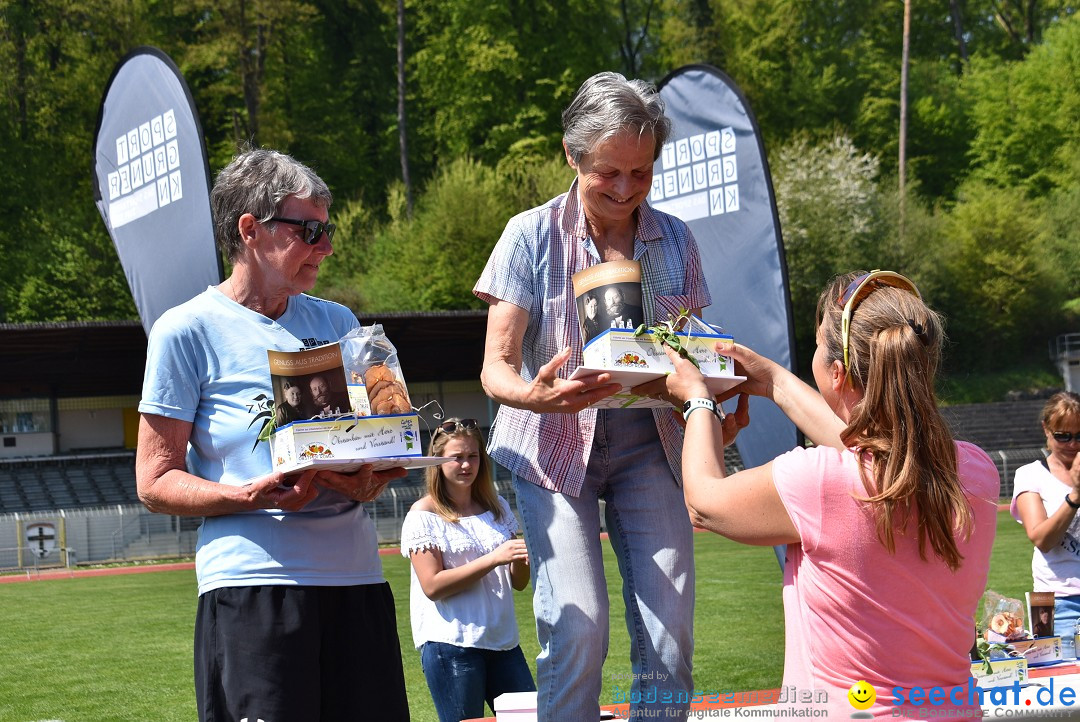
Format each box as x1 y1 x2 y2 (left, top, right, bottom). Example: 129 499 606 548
494 691 537 722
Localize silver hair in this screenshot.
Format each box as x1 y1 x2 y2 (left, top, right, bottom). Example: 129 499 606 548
210 148 333 262
561 71 671 164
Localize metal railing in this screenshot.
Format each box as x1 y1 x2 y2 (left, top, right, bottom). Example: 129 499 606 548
995 447 1049 499
0 478 519 573
1050 332 1080 361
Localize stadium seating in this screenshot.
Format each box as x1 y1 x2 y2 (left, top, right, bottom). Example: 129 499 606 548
0 453 140 513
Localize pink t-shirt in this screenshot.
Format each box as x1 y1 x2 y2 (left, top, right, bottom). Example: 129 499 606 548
772 441 999 718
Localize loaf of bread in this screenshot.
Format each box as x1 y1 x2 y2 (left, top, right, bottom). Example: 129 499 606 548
363 363 411 415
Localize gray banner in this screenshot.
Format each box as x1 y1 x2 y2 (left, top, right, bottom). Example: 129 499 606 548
654 65 800 474
92 47 221 336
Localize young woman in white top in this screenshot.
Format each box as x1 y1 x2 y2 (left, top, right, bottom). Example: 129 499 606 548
1012 391 1080 638
400 418 534 722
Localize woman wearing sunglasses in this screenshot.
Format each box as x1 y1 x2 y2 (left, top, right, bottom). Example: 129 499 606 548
136 148 409 720
640 270 1000 718
1011 391 1080 639
400 418 534 722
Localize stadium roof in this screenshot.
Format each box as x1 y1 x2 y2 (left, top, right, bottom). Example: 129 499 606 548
0 310 488 399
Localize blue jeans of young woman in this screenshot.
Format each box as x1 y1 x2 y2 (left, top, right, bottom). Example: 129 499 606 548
420 641 535 722
514 408 696 721
1054 594 1080 641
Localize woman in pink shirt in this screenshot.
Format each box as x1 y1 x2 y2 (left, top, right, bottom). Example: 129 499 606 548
642 271 1000 718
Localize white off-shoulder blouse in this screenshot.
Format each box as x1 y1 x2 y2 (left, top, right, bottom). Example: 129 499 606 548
400 496 522 650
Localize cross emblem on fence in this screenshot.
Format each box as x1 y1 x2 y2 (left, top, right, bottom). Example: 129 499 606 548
26 522 56 559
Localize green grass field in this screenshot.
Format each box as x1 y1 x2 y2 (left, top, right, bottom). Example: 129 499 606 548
0 510 1030 722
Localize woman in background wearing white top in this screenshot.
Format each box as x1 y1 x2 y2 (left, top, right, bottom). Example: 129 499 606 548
1012 391 1080 638
401 418 535 722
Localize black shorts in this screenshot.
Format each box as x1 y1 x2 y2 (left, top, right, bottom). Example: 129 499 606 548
194 583 409 721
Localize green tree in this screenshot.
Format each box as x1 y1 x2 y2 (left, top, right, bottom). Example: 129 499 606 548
964 0 1079 59
0 0 161 321
406 0 621 172
771 134 895 365
965 14 1080 196
284 0 400 209
931 181 1061 367
169 0 323 166
1039 148 1080 318
351 156 571 312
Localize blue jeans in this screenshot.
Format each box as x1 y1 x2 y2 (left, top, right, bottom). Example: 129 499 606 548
420 641 535 722
1054 595 1080 640
514 408 695 721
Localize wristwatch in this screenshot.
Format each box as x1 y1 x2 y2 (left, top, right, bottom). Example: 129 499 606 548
1065 493 1080 511
682 397 724 423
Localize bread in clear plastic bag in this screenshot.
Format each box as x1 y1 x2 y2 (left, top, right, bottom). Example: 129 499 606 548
340 324 412 416
980 590 1027 641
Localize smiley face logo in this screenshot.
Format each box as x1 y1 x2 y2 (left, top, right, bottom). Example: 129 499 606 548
847 680 876 710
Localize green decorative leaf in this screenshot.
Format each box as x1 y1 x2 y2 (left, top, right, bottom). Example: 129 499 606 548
257 416 277 444
639 309 700 369
973 637 1015 675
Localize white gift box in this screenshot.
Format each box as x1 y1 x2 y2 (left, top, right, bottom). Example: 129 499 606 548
572 316 743 410
970 656 1028 687
494 691 537 722
269 413 422 473
1006 636 1063 665
581 322 734 377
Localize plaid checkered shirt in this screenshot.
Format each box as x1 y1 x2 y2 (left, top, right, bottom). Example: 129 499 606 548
473 179 712 496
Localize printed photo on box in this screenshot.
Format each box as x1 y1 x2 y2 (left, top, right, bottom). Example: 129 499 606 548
572 261 644 342
265 328 440 475
1027 591 1056 638
267 343 352 425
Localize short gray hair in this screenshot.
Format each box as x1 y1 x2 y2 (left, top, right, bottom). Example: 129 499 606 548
210 148 333 261
562 72 671 164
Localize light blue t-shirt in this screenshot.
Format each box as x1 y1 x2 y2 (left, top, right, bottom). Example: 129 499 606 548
139 286 383 594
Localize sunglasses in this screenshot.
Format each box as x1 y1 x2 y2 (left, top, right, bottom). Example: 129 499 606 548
1051 431 1080 443
269 216 336 245
434 418 479 436
838 270 922 371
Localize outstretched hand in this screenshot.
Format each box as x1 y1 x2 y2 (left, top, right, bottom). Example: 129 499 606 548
632 343 710 407
715 341 782 404
632 344 751 447
523 346 621 414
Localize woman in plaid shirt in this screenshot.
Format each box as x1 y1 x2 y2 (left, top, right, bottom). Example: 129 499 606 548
474 71 712 721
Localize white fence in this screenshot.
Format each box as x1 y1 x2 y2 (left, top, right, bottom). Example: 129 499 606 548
994 447 1049 499
0 479 521 573
1052 332 1080 392
0 444 751 573
0 442 1031 574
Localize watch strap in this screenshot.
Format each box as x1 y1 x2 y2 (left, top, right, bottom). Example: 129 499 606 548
682 397 723 423
1066 493 1080 510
